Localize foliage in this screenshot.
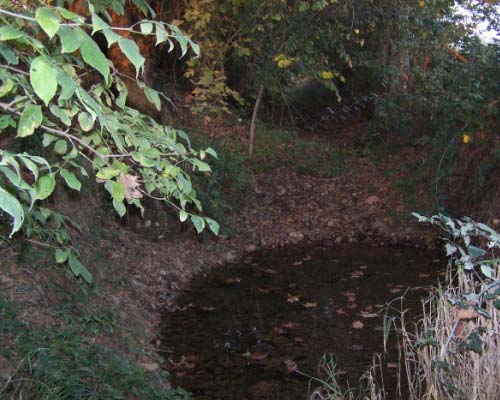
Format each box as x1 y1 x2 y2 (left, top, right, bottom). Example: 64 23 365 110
382 213 500 399
177 0 362 121
0 2 219 283
362 0 500 211
0 295 188 399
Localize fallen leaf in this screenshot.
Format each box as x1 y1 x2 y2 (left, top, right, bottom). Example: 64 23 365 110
418 273 430 278
263 268 277 275
257 288 270 294
249 352 268 361
347 303 358 309
284 359 298 373
293 261 303 266
365 195 380 205
200 306 217 312
287 293 300 303
387 362 398 369
350 270 364 278
224 277 241 284
303 302 317 308
335 308 346 315
352 320 364 329
456 307 479 321
282 321 300 329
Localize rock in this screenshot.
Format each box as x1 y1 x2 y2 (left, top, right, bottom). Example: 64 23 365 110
493 218 500 226
327 220 336 228
335 236 343 244
144 220 152 228
365 195 380 205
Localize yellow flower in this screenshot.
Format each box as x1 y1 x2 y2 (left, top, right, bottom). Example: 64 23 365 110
463 134 470 144
321 71 334 79
419 0 425 7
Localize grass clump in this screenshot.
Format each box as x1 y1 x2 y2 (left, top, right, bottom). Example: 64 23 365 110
0 289 188 400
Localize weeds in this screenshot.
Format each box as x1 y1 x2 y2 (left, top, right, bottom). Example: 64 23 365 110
0 290 188 400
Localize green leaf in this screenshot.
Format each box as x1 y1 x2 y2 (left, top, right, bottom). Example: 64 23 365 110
155 24 167 45
54 140 67 155
0 78 14 97
104 180 125 202
0 166 31 190
0 114 15 130
55 248 69 263
468 245 486 259
192 159 211 172
36 7 61 39
0 43 19 65
118 37 145 76
76 28 110 84
190 215 205 234
78 112 95 131
68 253 93 283
112 198 126 217
30 56 58 105
0 26 24 41
96 167 120 180
57 25 80 53
144 86 161 111
205 217 220 235
33 173 56 201
60 168 81 191
0 186 24 237
17 104 42 137
56 72 76 100
91 13 109 34
140 22 153 34
102 28 121 47
49 105 72 126
42 133 58 147
179 210 188 222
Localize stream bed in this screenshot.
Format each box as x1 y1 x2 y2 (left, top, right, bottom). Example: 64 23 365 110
160 245 442 399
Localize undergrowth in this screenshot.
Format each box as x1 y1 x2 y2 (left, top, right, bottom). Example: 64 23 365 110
0 282 188 400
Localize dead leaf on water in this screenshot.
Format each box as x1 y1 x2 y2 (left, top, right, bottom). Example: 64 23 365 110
284 359 298 373
263 268 277 275
352 320 364 329
249 352 268 361
257 288 270 294
287 293 300 303
224 277 241 284
387 362 398 369
303 302 317 308
336 308 346 315
293 261 303 266
200 306 217 312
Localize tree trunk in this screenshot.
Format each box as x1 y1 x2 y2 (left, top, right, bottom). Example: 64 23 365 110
248 84 264 159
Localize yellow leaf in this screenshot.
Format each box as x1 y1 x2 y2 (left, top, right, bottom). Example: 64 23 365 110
463 133 470 144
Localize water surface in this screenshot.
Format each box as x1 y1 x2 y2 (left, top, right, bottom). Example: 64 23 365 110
161 245 442 399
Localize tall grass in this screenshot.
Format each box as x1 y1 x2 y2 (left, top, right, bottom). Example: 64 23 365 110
310 215 500 400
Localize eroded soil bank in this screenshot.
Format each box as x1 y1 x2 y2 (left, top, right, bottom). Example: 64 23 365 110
160 245 443 399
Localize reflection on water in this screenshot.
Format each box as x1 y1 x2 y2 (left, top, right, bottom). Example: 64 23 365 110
161 245 442 399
